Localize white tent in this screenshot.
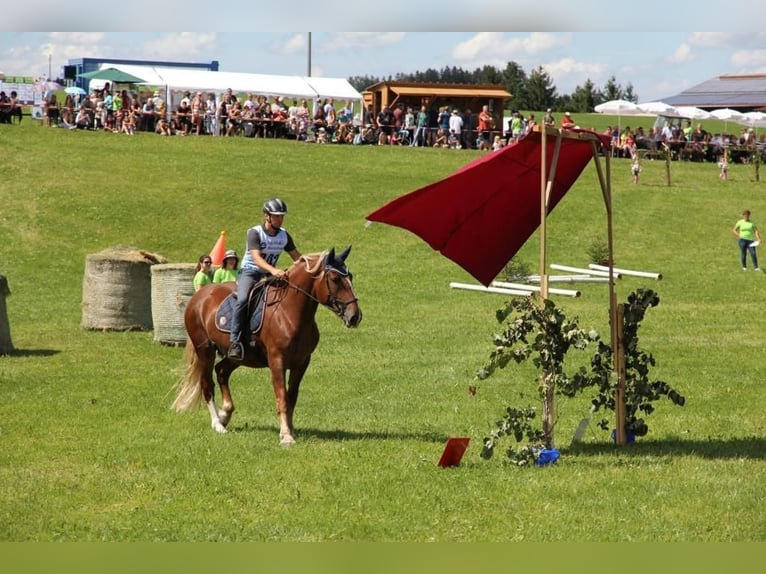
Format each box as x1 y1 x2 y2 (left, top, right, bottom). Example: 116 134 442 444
94 63 362 102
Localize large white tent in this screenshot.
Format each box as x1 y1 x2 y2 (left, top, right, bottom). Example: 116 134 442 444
90 63 362 103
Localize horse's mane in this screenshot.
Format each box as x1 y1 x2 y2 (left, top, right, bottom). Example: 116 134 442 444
293 251 328 275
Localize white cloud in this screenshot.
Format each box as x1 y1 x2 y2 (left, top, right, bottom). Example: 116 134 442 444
452 32 570 62
541 57 606 92
322 33 405 51
730 49 766 68
281 33 306 55
689 32 766 50
688 32 731 47
139 33 217 60
667 43 693 64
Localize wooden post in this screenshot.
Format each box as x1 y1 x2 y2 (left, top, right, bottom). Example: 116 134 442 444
615 304 627 445
664 144 671 186
0 274 14 355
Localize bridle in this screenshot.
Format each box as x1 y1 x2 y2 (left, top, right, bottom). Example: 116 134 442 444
281 266 358 319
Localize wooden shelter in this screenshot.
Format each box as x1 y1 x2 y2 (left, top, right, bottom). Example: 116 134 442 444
363 80 511 132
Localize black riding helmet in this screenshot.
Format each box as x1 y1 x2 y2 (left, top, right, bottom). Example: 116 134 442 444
263 198 288 215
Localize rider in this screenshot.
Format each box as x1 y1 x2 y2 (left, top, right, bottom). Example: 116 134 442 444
228 198 302 361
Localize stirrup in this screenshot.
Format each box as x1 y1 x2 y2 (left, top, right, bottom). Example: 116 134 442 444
228 342 244 360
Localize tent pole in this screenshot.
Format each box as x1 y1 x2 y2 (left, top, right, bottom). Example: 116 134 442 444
589 139 625 446
539 126 548 301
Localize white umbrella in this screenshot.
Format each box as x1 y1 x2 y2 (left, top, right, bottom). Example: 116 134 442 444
710 108 743 134
594 99 641 132
675 106 711 120
65 86 86 96
736 111 766 129
637 101 680 116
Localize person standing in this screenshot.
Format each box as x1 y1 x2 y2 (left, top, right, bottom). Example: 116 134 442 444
193 255 214 291
213 250 239 283
733 210 761 271
448 108 463 149
478 104 494 150
412 105 428 147
228 198 302 361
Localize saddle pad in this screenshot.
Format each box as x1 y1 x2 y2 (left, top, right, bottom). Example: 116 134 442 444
215 286 269 335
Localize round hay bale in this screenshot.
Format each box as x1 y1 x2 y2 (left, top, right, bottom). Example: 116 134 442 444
0 274 14 355
151 263 196 345
81 246 167 331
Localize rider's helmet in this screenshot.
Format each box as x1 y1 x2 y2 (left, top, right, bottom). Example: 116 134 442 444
263 198 288 215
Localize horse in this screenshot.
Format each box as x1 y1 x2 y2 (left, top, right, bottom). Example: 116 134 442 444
172 246 362 445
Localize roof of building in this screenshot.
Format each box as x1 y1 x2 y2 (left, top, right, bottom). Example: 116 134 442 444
662 74 766 110
364 80 511 99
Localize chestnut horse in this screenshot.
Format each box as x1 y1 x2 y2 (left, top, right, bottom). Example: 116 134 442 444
172 247 362 444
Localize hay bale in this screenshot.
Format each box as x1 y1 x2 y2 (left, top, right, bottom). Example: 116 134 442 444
81 246 167 331
151 263 196 345
0 274 13 355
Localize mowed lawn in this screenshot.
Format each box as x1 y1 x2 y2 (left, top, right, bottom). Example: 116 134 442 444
0 118 764 543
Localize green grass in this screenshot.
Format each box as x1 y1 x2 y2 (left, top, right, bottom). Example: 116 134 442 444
0 118 764 542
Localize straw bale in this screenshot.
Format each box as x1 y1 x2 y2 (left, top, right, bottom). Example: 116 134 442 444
151 263 196 345
81 246 167 331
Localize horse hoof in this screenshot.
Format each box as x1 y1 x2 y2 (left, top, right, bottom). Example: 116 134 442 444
280 434 295 446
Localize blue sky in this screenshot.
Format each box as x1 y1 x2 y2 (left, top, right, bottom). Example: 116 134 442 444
2 32 766 104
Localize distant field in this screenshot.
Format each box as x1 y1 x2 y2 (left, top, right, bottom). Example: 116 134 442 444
0 117 764 542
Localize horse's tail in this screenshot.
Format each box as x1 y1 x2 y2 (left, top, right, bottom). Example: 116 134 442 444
171 338 205 412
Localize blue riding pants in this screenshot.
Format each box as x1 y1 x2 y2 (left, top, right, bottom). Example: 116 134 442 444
229 268 265 344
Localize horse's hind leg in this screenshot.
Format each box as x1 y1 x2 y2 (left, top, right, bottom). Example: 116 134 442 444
196 344 228 433
214 360 238 428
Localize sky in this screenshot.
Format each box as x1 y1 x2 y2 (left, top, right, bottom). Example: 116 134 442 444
2 32 766 104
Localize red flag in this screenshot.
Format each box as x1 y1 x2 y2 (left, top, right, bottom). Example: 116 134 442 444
367 130 610 286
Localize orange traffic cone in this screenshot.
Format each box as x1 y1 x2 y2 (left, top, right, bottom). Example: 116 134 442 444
209 231 227 266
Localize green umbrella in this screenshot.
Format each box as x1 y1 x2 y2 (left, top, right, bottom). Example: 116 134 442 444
78 67 146 84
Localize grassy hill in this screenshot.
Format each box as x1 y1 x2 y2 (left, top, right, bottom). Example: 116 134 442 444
0 117 764 544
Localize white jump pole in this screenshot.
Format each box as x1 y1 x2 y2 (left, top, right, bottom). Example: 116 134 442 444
449 282 533 297
550 263 620 278
588 263 662 280
526 275 610 283
491 281 580 298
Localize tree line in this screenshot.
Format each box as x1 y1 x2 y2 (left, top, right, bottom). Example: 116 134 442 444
348 61 638 113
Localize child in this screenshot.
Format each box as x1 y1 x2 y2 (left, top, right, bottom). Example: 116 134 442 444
121 109 135 135
432 128 448 148
631 154 641 184
492 135 504 151
718 152 729 180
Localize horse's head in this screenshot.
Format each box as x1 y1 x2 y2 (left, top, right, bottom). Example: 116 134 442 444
317 246 362 328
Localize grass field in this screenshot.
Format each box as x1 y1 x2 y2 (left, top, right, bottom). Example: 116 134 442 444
0 116 764 543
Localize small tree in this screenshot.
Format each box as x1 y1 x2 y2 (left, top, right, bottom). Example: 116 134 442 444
572 288 686 438
476 296 596 458
477 289 685 465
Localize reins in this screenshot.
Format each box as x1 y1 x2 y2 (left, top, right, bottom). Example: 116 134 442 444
277 263 357 318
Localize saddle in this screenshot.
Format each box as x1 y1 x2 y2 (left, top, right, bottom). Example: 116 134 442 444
215 283 270 335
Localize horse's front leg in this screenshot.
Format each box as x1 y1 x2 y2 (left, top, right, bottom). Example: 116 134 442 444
268 359 294 445
285 356 311 436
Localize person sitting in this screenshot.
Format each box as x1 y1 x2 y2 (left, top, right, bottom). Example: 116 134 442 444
74 107 91 130
560 111 575 130
155 115 172 136
176 100 192 135
432 128 448 148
